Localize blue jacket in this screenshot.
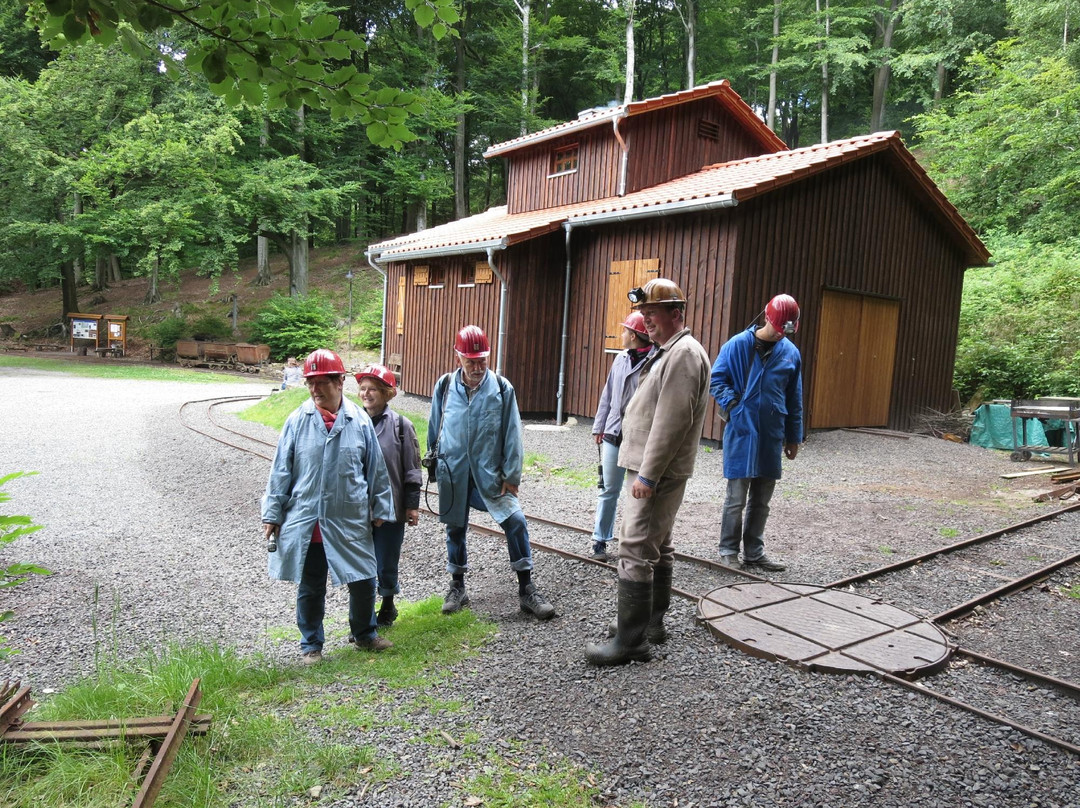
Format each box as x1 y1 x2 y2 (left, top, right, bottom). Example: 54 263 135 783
428 369 523 527
711 326 803 480
262 396 395 585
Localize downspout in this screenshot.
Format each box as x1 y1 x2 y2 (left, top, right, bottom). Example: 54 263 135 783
365 250 387 365
612 112 629 197
485 246 509 376
556 222 574 425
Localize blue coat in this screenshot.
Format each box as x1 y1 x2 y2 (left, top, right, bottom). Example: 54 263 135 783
428 369 523 527
262 396 395 585
711 326 803 480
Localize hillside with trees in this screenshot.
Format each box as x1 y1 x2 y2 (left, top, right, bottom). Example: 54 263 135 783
0 0 1077 400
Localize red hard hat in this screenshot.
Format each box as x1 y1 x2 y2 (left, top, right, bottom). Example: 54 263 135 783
765 294 800 335
355 363 396 389
454 325 490 358
303 349 346 377
622 311 649 340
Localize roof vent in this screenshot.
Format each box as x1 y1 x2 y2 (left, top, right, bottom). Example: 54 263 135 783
577 100 620 120
698 118 721 141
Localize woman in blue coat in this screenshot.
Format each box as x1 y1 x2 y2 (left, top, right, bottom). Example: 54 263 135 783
710 295 803 572
262 349 396 664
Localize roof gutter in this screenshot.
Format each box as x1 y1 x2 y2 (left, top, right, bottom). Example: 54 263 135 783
365 249 388 365
374 236 509 263
569 193 738 227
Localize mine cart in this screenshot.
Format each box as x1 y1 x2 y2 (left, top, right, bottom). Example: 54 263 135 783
1009 398 1080 465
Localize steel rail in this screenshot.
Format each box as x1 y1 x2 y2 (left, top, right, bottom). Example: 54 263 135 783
178 397 274 460
956 647 1080 701
206 400 277 449
131 678 203 808
876 670 1080 758
932 550 1080 623
825 502 1080 589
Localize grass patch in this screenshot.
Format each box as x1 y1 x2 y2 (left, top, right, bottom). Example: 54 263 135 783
522 452 595 489
0 597 506 807
1059 583 1080 600
878 545 895 555
0 355 263 385
938 527 960 538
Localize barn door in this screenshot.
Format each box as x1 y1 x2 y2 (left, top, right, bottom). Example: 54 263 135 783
810 290 900 428
605 259 659 350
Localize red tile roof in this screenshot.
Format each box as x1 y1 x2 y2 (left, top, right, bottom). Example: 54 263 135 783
370 131 989 265
483 80 787 158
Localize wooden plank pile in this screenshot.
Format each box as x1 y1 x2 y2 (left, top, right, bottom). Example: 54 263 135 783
1033 467 1080 502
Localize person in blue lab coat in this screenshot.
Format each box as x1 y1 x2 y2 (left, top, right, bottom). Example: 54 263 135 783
710 294 804 572
262 349 396 665
427 325 556 621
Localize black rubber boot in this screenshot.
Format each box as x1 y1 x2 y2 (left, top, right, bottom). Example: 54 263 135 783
586 579 653 666
607 566 673 644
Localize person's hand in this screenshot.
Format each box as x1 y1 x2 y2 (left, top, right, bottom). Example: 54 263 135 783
373 518 385 527
631 478 654 499
263 523 279 540
405 508 420 527
501 481 519 497
784 442 800 460
594 433 603 445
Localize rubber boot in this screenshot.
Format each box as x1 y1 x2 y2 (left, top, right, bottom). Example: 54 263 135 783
586 579 653 666
607 566 673 644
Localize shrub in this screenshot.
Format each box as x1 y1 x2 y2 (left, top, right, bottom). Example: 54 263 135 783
248 292 339 361
356 291 383 350
149 316 190 359
189 314 233 341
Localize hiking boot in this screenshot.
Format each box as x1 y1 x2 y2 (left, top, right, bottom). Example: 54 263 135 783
719 554 739 567
377 600 398 626
442 584 470 614
300 650 323 666
742 554 787 572
590 541 609 561
519 583 556 620
350 635 394 652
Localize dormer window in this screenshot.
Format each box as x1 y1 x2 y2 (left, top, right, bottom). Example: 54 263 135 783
550 144 579 176
697 119 720 142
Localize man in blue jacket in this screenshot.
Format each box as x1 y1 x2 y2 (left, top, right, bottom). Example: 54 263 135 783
262 349 396 665
710 294 804 572
428 325 556 621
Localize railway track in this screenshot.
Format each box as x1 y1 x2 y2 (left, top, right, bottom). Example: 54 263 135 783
181 395 1080 757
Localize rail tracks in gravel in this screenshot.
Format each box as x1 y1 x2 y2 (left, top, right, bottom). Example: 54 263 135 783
181 396 1080 758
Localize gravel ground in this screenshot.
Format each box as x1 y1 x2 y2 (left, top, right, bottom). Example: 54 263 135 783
2 366 1079 807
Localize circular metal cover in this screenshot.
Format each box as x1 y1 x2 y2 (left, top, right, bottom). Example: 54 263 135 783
697 582 953 676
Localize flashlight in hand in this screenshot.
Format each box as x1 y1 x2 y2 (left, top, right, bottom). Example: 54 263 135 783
266 525 279 553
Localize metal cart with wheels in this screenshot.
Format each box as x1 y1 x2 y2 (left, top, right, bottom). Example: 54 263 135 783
1009 398 1080 465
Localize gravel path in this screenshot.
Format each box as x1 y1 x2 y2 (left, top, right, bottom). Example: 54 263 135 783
2 367 1078 807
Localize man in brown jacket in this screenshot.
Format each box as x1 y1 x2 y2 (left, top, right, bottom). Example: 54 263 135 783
586 278 711 666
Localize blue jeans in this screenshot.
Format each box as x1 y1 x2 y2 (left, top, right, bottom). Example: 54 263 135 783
372 521 406 597
296 542 378 652
719 477 777 562
592 439 627 543
445 478 533 575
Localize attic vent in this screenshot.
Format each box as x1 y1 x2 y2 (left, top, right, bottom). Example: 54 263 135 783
698 118 721 142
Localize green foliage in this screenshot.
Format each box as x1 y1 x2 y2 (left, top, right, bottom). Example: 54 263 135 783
356 292 383 351
954 233 1080 401
0 472 48 660
30 0 461 148
150 316 191 356
248 292 338 360
189 313 232 341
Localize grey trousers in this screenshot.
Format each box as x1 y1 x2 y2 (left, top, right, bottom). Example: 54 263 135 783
719 477 777 561
617 473 688 583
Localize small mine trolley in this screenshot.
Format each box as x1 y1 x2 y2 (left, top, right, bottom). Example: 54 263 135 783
1009 398 1080 465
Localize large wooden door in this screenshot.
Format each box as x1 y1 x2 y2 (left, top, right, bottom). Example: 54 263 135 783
810 290 900 428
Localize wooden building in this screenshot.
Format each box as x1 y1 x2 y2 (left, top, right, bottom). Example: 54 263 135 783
366 81 989 439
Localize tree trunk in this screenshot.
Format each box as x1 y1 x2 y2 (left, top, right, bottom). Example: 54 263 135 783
870 0 901 132
290 227 309 297
454 15 468 220
767 0 780 131
94 254 108 291
72 191 84 287
685 0 696 89
255 117 272 287
61 260 79 321
624 0 636 104
514 0 530 136
144 255 161 304
108 255 122 283
934 60 946 103
819 0 829 144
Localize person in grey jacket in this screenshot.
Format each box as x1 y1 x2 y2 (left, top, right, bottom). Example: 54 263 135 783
589 311 655 561
356 363 422 627
262 349 396 665
586 279 711 666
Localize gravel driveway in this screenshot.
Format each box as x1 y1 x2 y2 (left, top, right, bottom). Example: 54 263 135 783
2 367 1078 807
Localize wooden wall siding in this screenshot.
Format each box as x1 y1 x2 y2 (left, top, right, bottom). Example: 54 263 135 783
625 99 773 194
562 213 740 442
385 237 566 412
730 154 969 431
505 130 622 215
